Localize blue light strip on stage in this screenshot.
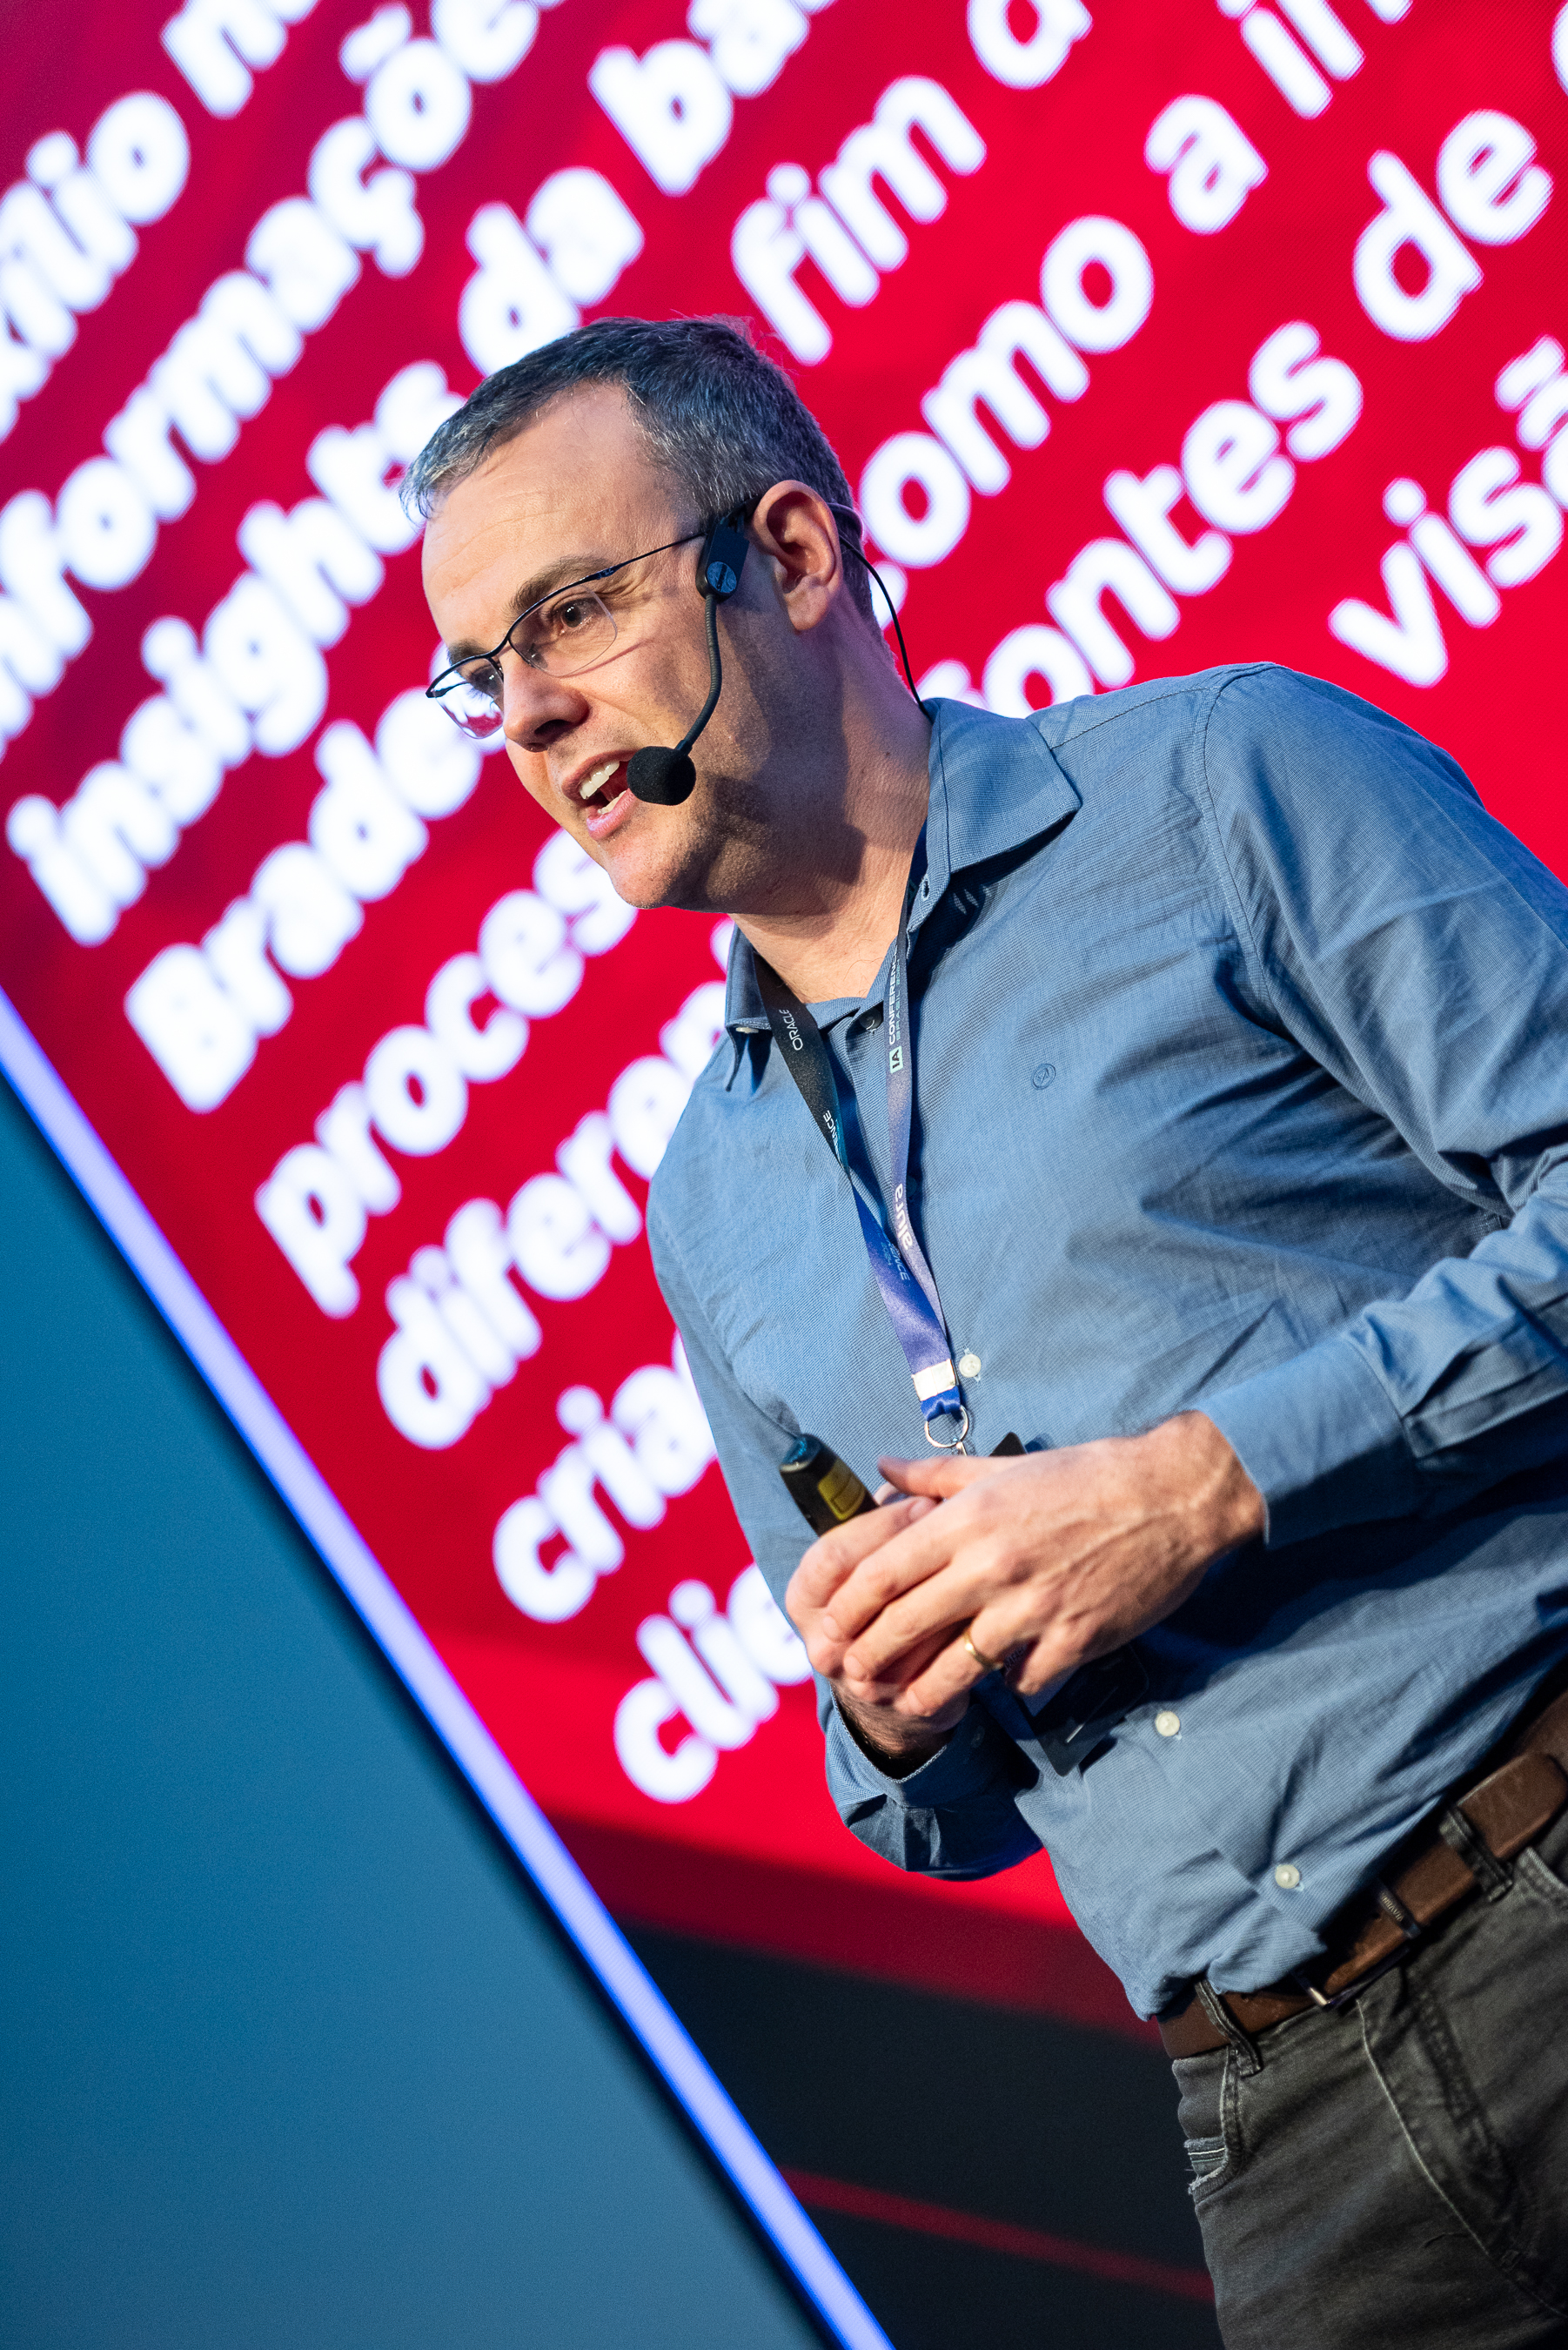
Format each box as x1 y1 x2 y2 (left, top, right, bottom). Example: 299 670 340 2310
0 978 895 2350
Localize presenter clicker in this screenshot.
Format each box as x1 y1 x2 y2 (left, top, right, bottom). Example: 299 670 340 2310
411 315 1568 2347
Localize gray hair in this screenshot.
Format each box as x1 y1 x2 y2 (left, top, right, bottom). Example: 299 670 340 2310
402 314 877 624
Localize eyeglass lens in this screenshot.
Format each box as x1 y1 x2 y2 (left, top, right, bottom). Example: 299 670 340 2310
436 588 620 737
432 536 707 739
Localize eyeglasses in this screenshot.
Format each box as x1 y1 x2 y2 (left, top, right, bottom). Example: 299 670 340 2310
426 531 704 740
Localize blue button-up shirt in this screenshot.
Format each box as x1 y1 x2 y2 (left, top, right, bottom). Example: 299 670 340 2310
647 666 1568 2020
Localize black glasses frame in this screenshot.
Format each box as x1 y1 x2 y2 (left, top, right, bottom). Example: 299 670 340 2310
426 529 706 705
425 501 925 717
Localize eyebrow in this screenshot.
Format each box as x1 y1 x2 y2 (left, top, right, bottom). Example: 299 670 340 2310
500 525 705 628
505 552 615 622
439 554 616 662
444 530 701 664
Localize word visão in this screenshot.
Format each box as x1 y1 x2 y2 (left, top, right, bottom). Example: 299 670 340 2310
494 1343 720 1625
7 359 461 947
258 841 645 1318
370 977 727 1449
1329 334 1566 686
2 91 189 443
615 1564 812 1804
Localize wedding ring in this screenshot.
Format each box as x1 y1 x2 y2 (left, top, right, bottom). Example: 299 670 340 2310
962 1626 1005 1675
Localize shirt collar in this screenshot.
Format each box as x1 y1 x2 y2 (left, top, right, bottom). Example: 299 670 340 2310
723 697 1081 1040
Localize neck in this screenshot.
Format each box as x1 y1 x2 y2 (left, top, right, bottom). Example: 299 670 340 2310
733 690 932 1004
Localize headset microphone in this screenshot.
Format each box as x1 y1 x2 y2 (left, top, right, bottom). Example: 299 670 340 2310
627 510 751 807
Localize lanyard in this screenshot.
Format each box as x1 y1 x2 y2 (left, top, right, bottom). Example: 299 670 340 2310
755 832 969 1450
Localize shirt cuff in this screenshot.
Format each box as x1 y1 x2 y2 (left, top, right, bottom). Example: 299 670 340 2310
824 1696 1015 1808
1203 1329 1424 1548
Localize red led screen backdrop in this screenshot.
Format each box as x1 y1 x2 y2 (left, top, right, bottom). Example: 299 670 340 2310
3 0 1567 2025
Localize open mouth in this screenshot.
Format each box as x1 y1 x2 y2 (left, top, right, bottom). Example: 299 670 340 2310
575 757 629 816
573 761 634 836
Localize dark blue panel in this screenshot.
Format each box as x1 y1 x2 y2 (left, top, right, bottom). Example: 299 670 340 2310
0 1072 828 2350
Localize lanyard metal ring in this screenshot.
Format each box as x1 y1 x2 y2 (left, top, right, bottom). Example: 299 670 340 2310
925 1403 970 1454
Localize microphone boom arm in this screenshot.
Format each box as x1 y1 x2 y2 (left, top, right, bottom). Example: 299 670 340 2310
627 512 749 807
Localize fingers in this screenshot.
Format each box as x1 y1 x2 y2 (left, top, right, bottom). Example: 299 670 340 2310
825 1470 1035 1670
785 1492 935 1622
839 1554 1011 1685
823 1426 1240 1718
834 1621 963 1711
847 1618 1022 1720
889 1633 1016 1719
835 1514 1089 1701
888 1612 1076 1719
809 1496 983 1666
876 1454 1002 1500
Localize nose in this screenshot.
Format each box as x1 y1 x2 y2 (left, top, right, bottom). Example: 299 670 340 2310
501 653 586 753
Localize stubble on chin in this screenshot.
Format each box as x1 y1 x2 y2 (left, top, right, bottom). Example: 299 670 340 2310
614 763 777 916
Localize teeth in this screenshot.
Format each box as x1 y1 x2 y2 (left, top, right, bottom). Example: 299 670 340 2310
579 759 620 802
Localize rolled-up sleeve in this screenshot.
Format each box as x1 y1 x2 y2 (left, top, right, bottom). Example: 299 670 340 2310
1197 668 1568 1546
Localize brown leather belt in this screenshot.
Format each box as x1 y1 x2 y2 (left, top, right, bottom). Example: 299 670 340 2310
1160 1686 1568 2060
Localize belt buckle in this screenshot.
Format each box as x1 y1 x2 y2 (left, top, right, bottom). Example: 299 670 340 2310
1294 1935 1420 2014
1295 1871 1432 2011
1293 1948 1403 2012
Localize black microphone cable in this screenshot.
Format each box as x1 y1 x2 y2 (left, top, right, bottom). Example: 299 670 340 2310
828 500 928 716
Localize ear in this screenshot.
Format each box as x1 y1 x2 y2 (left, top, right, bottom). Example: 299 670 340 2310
746 480 847 636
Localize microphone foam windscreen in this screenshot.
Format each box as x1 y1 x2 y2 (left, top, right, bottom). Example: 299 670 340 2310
627 746 697 805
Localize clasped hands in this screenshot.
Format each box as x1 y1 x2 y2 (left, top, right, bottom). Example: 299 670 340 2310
784 1413 1265 1773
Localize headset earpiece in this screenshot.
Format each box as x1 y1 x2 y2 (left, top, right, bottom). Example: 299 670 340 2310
700 511 750 601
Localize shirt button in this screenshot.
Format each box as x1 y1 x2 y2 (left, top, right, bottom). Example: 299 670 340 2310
1154 1709 1181 1738
957 1352 982 1379
1274 1863 1303 1891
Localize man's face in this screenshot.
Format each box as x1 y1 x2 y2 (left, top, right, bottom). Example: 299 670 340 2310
421 385 781 911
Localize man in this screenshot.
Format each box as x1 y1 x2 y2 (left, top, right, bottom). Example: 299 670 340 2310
411 316 1568 2346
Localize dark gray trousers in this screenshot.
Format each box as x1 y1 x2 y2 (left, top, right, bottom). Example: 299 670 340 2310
1173 1807 1568 2347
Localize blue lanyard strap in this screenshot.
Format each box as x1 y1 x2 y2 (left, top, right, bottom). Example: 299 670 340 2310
754 833 968 1446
